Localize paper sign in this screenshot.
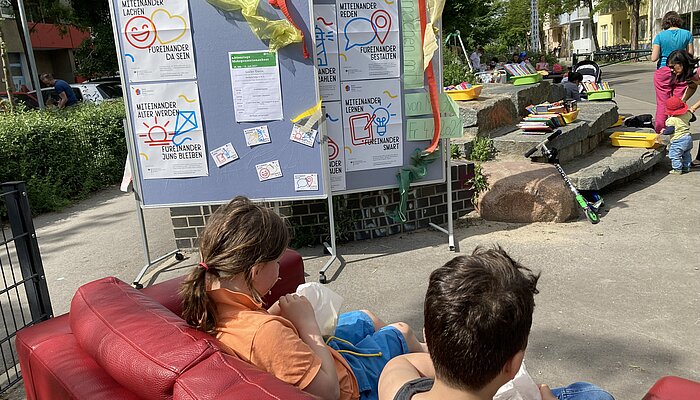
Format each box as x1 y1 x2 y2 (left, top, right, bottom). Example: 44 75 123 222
210 143 239 167
314 5 341 101
229 51 283 122
294 174 319 191
342 79 403 172
323 102 347 192
404 92 458 117
401 0 424 89
117 0 196 82
129 81 208 179
256 160 283 181
290 125 318 147
406 116 463 141
244 125 271 146
337 0 401 80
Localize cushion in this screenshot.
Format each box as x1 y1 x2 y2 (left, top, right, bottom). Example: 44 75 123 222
643 376 700 400
70 277 218 400
174 352 313 400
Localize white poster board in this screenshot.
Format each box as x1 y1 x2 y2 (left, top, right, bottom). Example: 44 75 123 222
117 0 197 82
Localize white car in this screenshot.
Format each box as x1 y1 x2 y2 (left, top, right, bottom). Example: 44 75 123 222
70 81 123 104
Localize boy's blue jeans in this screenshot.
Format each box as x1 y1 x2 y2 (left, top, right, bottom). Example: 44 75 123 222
668 135 693 170
552 382 615 400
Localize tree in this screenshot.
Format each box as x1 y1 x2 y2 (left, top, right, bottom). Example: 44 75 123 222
594 0 642 49
581 0 600 52
443 0 503 50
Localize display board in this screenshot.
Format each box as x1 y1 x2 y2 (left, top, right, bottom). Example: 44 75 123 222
110 0 327 207
313 0 446 195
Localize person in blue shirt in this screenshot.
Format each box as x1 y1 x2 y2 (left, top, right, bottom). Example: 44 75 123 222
40 73 77 109
651 11 694 132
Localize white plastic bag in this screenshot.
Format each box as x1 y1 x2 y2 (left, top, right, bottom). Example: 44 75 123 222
493 363 542 400
295 283 344 336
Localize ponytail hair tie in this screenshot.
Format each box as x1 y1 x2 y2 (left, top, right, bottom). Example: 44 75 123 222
198 262 209 271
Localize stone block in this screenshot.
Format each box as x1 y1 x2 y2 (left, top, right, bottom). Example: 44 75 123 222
478 161 578 223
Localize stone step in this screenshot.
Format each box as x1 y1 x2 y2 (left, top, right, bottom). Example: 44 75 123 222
564 140 665 191
456 81 565 138
491 101 619 164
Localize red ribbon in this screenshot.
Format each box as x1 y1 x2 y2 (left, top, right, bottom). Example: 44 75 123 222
269 0 310 59
417 0 441 154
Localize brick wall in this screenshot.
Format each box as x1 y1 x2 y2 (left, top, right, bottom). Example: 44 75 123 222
170 161 475 250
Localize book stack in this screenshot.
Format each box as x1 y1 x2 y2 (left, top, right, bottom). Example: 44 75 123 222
504 63 532 76
583 81 611 92
518 113 566 133
525 100 576 115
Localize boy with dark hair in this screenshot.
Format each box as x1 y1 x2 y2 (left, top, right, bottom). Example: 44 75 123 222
563 71 583 102
378 246 614 400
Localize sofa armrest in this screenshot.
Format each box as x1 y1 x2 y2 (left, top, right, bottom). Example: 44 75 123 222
174 352 313 400
643 376 700 400
142 249 306 315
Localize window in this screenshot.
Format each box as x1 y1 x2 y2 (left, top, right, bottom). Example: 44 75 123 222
680 12 691 30
640 16 648 40
0 0 13 18
8 53 26 89
693 11 700 36
602 25 608 47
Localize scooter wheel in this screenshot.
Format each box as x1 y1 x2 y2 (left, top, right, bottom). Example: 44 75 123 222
585 209 600 224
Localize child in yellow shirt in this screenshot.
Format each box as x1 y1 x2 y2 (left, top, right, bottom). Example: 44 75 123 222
662 97 694 174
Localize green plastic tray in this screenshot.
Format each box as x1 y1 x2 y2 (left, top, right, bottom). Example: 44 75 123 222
587 89 615 101
509 73 543 86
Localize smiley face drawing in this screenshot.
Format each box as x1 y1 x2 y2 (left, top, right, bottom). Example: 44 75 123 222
124 16 157 49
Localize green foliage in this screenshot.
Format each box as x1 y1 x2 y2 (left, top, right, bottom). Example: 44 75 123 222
467 137 495 162
332 196 355 243
467 163 489 207
443 0 502 51
442 48 476 86
75 24 119 79
450 143 462 159
0 101 127 215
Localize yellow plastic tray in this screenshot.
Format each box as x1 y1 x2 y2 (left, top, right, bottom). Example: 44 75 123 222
562 109 579 124
610 131 658 148
445 85 483 101
509 73 543 86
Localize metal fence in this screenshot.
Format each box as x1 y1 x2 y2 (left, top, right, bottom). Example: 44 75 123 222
0 182 53 394
573 49 652 68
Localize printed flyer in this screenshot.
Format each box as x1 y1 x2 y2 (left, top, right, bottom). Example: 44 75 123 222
341 79 403 172
337 0 401 81
229 51 284 122
129 81 208 179
117 0 197 82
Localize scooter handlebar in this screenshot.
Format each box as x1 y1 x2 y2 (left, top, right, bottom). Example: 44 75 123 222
523 130 563 158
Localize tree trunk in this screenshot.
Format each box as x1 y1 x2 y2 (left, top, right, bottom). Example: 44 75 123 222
629 0 639 50
584 0 600 52
0 23 16 110
10 0 39 90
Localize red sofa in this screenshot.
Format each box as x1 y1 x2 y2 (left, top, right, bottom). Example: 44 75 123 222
16 249 314 400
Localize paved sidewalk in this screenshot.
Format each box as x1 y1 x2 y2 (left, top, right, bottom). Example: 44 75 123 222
5 62 699 399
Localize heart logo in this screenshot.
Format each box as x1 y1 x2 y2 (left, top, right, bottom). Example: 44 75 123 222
150 9 188 45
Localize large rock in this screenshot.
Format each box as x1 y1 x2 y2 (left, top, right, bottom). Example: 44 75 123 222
477 161 578 223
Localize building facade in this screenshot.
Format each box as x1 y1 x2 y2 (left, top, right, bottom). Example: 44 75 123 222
0 5 88 92
651 0 700 50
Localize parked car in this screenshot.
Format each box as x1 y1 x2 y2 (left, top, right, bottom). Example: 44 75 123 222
0 92 40 110
71 81 123 103
29 87 84 107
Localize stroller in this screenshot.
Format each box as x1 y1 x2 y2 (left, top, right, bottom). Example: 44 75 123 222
573 59 602 83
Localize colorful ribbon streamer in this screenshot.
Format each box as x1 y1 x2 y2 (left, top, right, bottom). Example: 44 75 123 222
205 0 303 53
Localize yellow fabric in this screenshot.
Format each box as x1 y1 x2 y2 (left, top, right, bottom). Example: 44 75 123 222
205 0 302 52
422 0 445 70
291 99 323 131
666 112 692 141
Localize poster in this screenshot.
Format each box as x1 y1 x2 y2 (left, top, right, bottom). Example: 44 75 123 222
323 102 347 191
337 0 400 81
314 5 341 101
229 51 284 122
117 0 196 82
341 79 403 172
130 81 208 179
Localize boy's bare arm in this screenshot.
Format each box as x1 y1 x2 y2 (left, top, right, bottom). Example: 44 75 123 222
378 353 435 400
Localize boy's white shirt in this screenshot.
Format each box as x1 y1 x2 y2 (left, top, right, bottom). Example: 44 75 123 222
493 363 542 400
